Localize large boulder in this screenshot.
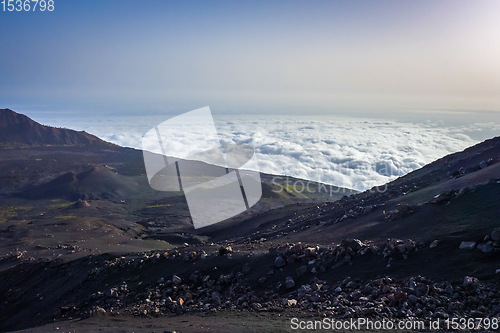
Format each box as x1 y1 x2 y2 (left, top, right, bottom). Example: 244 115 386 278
415 283 429 297
477 243 494 253
285 276 295 289
459 241 476 250
172 275 182 285
341 238 364 252
491 228 500 241
218 246 233 256
275 256 286 268
463 276 479 287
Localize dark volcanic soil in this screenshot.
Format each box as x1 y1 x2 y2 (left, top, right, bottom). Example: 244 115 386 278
1 110 500 332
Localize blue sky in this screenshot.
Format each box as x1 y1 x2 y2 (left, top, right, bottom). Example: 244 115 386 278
1 0 500 118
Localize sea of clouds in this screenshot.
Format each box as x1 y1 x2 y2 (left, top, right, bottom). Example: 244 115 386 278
214 116 481 191
35 112 500 191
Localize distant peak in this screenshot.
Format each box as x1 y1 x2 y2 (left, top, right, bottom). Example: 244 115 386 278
0 108 116 148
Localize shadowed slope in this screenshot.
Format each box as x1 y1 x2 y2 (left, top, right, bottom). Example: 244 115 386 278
0 109 115 147
17 166 140 200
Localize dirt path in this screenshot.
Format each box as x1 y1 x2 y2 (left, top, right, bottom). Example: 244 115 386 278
11 312 299 333
9 311 419 333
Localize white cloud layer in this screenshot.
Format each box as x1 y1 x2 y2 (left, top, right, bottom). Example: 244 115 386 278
36 113 500 191
213 116 481 191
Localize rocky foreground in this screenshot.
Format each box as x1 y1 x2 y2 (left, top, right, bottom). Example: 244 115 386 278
1 113 500 332
41 236 499 331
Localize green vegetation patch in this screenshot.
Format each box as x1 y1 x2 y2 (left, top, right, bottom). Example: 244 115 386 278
55 215 76 220
0 205 32 223
49 201 77 210
147 203 172 208
282 183 308 199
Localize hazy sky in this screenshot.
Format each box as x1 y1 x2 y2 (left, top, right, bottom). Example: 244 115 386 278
1 0 500 117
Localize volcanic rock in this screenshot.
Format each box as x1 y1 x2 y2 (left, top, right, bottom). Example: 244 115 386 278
477 243 494 253
285 277 295 289
459 241 476 250
491 228 500 241
415 283 429 297
275 256 286 268
296 265 307 277
172 275 182 285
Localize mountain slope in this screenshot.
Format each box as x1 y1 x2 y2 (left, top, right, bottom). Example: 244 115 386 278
224 136 500 244
206 135 500 282
0 109 115 147
1 113 500 332
17 165 141 200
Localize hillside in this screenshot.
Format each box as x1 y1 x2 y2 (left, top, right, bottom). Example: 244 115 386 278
0 112 499 332
0 109 115 147
17 165 141 200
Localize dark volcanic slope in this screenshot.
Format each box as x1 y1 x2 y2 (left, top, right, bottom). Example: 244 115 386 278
2 110 500 332
0 109 114 147
17 165 141 200
227 136 500 246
